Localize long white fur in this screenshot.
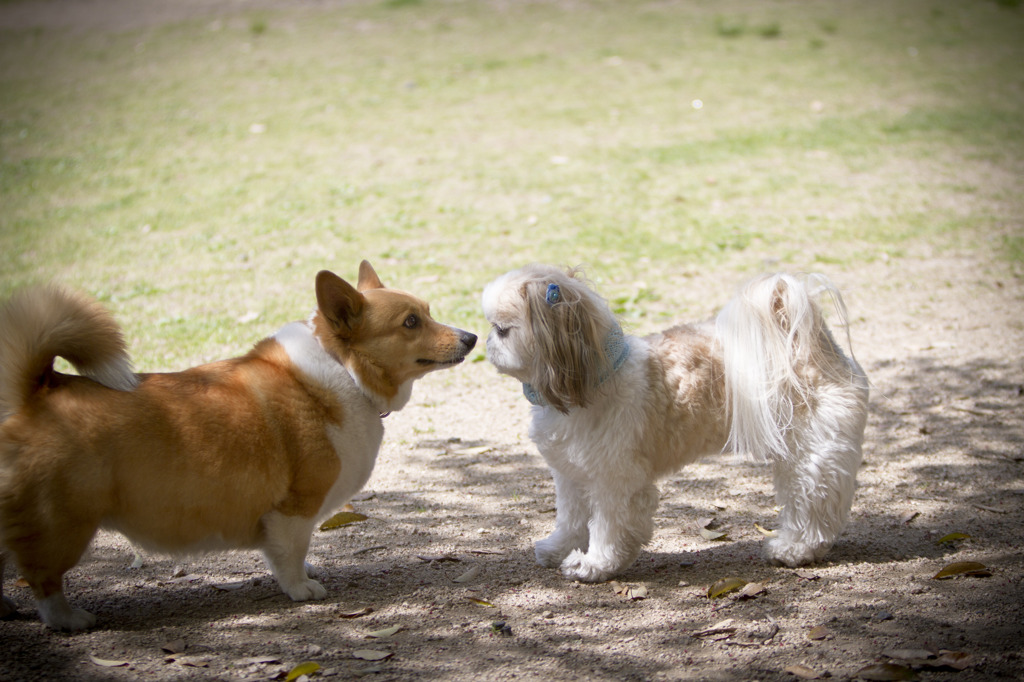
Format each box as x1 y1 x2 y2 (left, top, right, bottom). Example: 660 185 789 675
483 265 869 581
716 273 865 464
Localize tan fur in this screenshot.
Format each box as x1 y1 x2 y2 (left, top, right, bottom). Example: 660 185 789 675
0 261 476 629
0 284 136 420
640 324 729 479
523 270 612 412
484 265 868 582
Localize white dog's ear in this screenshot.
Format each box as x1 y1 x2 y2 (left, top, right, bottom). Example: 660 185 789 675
524 272 609 413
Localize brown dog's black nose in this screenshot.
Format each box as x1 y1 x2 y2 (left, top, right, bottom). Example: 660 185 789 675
460 331 478 351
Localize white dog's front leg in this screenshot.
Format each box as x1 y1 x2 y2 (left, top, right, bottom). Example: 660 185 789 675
260 512 327 601
560 483 659 583
535 471 591 568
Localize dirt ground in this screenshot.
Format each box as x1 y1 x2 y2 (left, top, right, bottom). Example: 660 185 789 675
2 246 1022 682
3 2 1024 680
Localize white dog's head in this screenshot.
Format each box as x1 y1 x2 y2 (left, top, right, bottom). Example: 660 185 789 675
482 264 622 413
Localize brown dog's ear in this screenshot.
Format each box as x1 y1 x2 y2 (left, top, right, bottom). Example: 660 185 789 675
357 260 385 291
316 270 363 336
526 274 608 413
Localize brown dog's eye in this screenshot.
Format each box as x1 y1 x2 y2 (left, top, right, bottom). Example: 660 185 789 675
404 314 419 329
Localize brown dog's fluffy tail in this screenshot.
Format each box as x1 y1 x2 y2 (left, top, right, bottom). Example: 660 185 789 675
0 284 138 419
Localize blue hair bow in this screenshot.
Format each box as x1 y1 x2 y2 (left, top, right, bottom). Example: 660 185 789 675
545 283 561 305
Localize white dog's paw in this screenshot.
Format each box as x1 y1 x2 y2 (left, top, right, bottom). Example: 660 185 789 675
763 537 826 567
283 578 328 602
535 536 572 568
560 549 617 583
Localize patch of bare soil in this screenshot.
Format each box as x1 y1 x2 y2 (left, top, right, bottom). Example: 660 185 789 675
2 1 1023 677
2 249 1022 681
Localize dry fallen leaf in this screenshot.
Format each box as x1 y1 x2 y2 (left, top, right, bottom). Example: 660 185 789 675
883 648 935 661
339 607 373 619
352 650 393 661
794 569 820 581
854 662 919 680
884 649 974 672
352 545 386 556
692 618 737 639
610 581 648 600
160 639 187 654
455 445 493 456
167 573 203 584
235 655 281 666
900 511 920 524
931 650 974 671
935 532 971 545
285 661 321 681
807 624 830 641
784 663 823 679
699 527 728 541
735 582 765 600
319 511 368 531
89 655 129 668
754 522 778 537
452 565 482 583
367 625 401 639
696 517 715 529
707 577 747 599
467 597 496 607
932 561 991 579
212 581 246 591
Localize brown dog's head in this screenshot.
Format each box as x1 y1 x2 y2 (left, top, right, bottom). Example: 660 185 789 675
313 261 476 412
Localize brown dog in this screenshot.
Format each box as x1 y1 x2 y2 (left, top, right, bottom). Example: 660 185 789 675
0 261 476 630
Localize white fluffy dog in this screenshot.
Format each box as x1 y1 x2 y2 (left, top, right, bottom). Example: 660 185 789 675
482 265 869 582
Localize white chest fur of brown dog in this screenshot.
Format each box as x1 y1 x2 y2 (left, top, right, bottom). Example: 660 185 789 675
483 265 869 583
0 261 476 630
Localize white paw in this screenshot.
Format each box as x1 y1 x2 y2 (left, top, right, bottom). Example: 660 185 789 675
560 549 617 583
534 537 570 568
763 537 823 567
41 606 97 631
283 578 328 602
37 594 97 631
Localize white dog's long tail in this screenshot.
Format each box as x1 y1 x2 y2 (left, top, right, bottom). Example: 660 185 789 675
716 273 861 464
0 285 137 419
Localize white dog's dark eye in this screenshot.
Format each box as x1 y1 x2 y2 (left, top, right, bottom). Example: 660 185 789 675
404 314 419 329
492 324 511 338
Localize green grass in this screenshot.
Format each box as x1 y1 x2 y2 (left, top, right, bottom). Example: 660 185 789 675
1 0 1022 368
